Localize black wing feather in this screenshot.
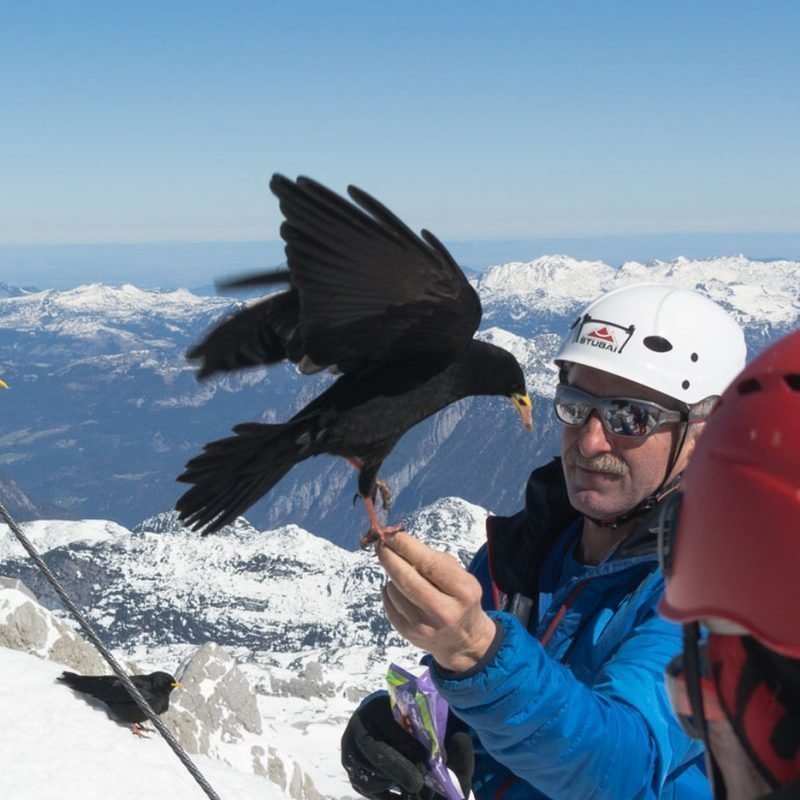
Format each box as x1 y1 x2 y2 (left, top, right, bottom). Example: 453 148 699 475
269 174 482 372
187 289 302 378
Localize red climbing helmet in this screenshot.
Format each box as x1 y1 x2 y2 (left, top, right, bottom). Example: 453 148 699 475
659 328 800 658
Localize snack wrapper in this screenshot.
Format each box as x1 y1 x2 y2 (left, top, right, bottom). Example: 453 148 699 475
387 663 464 800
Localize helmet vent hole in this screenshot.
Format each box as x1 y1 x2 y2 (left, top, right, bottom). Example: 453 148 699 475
643 336 673 353
738 378 762 395
784 374 800 392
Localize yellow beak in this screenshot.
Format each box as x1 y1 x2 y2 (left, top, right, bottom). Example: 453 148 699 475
0 379 8 390
511 393 533 431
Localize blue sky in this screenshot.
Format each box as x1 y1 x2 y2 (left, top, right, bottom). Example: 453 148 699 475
2 1 799 283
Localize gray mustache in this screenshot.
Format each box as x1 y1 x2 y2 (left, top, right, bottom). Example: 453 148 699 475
566 449 629 476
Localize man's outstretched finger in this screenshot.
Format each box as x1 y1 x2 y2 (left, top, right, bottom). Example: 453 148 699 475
379 533 467 597
377 539 445 609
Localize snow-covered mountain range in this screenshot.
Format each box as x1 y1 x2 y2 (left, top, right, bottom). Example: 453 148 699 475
1 254 797 545
0 498 485 664
0 252 798 796
0 497 486 797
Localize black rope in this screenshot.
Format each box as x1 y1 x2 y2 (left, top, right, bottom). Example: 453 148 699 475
0 501 223 800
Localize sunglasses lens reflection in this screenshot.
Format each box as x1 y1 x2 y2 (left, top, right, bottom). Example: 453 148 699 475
554 386 666 438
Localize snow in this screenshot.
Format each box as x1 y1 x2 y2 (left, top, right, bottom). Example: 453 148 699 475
475 255 616 312
0 578 365 799
0 283 233 329
0 518 126 560
1 255 798 797
0 646 280 800
2 254 798 340
474 253 800 326
0 500 491 800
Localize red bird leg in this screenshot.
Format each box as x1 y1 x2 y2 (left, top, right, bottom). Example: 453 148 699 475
347 458 404 547
130 722 152 738
346 457 393 509
358 496 405 549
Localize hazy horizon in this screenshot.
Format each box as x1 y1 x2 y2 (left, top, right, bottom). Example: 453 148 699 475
2 231 800 292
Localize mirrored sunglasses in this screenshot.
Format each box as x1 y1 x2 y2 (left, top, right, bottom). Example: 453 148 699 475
553 384 688 438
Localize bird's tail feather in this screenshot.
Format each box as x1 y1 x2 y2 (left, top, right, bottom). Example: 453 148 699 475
176 421 309 534
57 671 120 701
57 671 82 687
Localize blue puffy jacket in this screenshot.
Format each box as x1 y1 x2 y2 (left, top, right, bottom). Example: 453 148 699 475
429 459 709 800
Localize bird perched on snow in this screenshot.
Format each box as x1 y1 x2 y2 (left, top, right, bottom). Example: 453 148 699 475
57 670 181 736
175 174 532 545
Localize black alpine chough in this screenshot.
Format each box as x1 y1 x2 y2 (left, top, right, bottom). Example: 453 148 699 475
176 175 532 545
57 670 181 736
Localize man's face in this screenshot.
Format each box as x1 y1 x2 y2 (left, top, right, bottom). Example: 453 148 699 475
560 363 691 522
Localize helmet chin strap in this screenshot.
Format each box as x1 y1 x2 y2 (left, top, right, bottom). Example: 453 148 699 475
681 623 730 800
587 420 690 530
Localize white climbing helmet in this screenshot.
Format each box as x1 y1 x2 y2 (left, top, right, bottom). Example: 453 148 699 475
554 283 747 404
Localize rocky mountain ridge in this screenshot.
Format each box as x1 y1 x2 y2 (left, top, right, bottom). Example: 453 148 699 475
0 496 489 796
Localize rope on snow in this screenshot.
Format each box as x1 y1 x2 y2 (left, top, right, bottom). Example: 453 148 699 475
0 500 223 800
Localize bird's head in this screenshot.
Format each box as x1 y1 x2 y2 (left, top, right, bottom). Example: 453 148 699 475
470 341 533 431
152 671 182 692
481 342 533 431
493 346 533 431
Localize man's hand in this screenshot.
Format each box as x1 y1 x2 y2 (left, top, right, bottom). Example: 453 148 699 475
378 532 497 673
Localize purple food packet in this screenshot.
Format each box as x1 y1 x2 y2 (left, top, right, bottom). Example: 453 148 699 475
387 663 465 800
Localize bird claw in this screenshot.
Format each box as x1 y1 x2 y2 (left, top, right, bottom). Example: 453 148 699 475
131 722 153 738
359 522 406 550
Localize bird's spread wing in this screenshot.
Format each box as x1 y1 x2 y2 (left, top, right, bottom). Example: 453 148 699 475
176 176 492 535
186 281 303 378
266 174 482 376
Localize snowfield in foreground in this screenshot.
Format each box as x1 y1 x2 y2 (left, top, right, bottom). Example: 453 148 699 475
0 497 490 800
0 645 280 800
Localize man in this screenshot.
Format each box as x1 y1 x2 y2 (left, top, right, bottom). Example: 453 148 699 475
658 328 800 799
341 283 747 799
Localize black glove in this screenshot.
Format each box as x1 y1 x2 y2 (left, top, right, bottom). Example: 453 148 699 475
341 693 474 800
